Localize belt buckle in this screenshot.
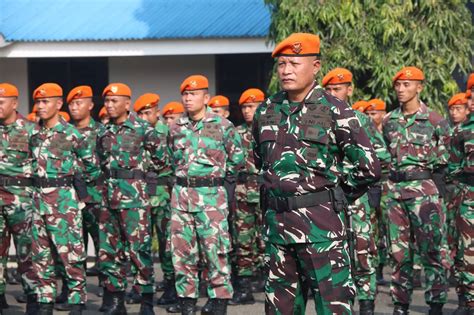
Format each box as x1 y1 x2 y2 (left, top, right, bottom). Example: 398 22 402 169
275 197 288 212
188 177 197 187
0 178 6 186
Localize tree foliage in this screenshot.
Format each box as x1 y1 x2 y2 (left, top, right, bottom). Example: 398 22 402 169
265 0 473 115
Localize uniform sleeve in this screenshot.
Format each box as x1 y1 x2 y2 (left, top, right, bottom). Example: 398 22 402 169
335 106 381 198
369 124 391 168
251 106 263 171
434 118 450 170
448 126 464 179
75 133 101 182
145 124 169 173
224 124 244 177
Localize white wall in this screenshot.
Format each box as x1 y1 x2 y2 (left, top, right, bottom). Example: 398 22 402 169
109 55 216 107
0 58 29 115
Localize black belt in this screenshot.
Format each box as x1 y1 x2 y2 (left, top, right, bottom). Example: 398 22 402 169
267 190 333 213
176 177 225 187
0 176 33 187
237 173 261 184
105 169 145 180
459 174 474 186
33 176 74 188
389 170 432 183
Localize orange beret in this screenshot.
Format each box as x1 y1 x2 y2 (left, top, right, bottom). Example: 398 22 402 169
162 102 184 115
59 111 70 122
180 75 209 94
352 100 369 112
26 112 37 122
392 66 424 83
448 93 467 107
133 93 160 112
102 83 131 98
67 85 93 104
33 83 63 100
0 83 19 97
272 33 320 58
239 88 265 105
466 90 472 99
208 95 230 108
98 106 108 119
467 73 474 91
322 68 353 87
365 99 386 111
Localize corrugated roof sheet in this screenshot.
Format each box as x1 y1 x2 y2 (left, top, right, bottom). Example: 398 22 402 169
0 0 271 42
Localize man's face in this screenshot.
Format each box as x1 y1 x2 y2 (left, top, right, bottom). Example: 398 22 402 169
35 97 62 120
470 89 474 112
137 106 159 125
164 113 182 126
104 95 130 119
182 90 209 114
211 107 229 118
241 102 259 123
394 80 422 104
68 98 93 121
366 110 386 127
277 56 320 94
324 84 352 102
0 97 18 121
449 105 469 124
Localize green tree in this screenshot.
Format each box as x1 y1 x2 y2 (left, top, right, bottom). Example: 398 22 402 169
265 0 473 114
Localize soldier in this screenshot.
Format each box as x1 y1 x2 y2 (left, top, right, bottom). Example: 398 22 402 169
0 83 38 314
66 85 105 299
449 75 474 315
97 83 168 315
133 93 178 306
208 95 230 119
364 99 391 286
322 68 389 314
99 106 110 125
162 102 184 126
383 67 449 314
227 88 266 306
30 83 101 315
352 100 369 112
166 74 243 315
253 33 380 314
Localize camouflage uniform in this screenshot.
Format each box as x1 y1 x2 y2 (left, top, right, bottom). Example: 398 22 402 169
449 113 474 305
233 123 264 277
97 112 168 294
30 117 100 304
383 102 449 306
253 85 380 314
168 108 243 299
147 121 174 283
0 114 36 297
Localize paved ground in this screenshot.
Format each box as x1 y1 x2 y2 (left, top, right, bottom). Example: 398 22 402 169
2 267 460 314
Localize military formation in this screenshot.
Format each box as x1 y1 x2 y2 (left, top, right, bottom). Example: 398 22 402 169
0 31 473 315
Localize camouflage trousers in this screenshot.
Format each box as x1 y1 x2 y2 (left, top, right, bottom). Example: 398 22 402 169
0 203 35 295
265 240 355 315
446 183 463 268
387 194 447 305
83 203 101 261
98 207 154 293
351 193 377 301
151 204 174 281
376 181 389 268
170 186 233 299
454 184 474 302
232 199 265 277
31 208 86 304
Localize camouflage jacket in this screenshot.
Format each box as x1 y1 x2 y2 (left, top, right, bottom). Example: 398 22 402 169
252 84 380 244
0 113 35 206
236 123 260 203
30 117 101 215
169 108 243 180
147 120 173 207
449 113 474 180
76 118 105 204
97 112 168 209
383 102 450 199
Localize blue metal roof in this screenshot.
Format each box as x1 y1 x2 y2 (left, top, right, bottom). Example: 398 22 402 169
0 0 271 42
